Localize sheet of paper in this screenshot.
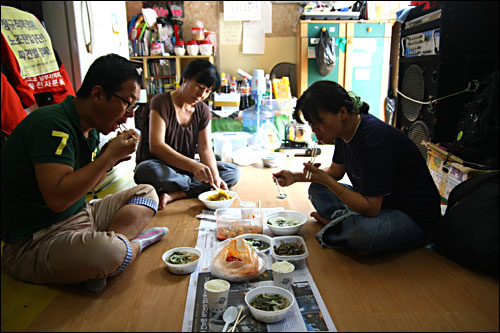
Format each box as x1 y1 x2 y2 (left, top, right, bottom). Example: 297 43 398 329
220 18 242 45
223 1 261 21
243 21 265 54
261 1 272 33
352 37 377 53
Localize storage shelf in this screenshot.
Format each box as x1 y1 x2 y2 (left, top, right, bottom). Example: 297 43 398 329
131 55 214 100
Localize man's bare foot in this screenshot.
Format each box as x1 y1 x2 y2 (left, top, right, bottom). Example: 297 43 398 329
158 193 170 210
310 211 330 225
158 192 188 210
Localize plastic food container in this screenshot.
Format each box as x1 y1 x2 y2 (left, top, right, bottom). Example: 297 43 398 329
271 235 309 269
174 41 185 56
186 40 199 56
199 40 213 55
191 26 205 41
216 208 264 241
212 132 252 158
261 152 286 168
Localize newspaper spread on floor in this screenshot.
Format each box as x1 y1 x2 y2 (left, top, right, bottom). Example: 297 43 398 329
182 209 337 332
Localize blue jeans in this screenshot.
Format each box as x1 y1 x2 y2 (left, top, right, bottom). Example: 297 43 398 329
134 159 241 198
309 183 430 254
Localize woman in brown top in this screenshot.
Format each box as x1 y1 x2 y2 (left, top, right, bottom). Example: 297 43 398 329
134 60 240 210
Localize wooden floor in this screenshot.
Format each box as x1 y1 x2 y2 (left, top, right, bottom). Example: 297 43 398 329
2 146 499 332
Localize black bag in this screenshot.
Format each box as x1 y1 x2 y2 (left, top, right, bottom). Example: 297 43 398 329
315 29 336 77
452 71 499 169
431 171 499 277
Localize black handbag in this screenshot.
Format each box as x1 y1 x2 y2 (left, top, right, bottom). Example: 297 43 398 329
315 28 336 77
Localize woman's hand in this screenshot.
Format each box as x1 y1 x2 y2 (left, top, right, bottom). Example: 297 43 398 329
192 163 214 184
212 177 228 190
272 170 296 187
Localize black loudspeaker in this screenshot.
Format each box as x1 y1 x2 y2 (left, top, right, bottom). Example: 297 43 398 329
396 1 499 161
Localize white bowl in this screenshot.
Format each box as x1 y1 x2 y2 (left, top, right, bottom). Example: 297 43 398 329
198 190 238 210
266 210 307 236
162 247 201 275
261 152 286 168
235 233 272 254
245 286 295 323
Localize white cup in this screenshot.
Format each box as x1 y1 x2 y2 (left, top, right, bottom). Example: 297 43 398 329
204 279 230 313
240 201 256 219
271 261 295 290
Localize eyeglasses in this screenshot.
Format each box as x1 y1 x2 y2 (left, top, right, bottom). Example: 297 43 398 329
112 93 139 114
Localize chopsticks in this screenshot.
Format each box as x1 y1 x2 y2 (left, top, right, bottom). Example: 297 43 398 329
119 123 139 140
228 307 246 332
305 142 318 180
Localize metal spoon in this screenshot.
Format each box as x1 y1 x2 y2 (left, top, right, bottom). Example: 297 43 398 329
222 306 238 332
274 178 287 199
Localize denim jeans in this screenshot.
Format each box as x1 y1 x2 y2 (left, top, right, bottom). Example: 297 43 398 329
134 159 241 198
309 183 430 254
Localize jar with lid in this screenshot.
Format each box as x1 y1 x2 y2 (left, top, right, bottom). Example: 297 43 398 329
174 41 185 56
199 40 212 56
191 21 205 41
186 40 199 56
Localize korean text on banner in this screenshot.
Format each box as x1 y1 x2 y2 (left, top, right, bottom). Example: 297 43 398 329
1 6 59 78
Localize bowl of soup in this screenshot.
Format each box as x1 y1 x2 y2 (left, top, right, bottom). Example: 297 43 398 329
266 210 307 236
244 285 295 323
162 247 201 274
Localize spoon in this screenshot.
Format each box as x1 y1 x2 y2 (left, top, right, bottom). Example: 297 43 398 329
274 177 287 199
222 306 238 332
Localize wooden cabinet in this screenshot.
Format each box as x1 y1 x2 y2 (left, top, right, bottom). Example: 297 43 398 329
296 20 393 119
130 55 214 100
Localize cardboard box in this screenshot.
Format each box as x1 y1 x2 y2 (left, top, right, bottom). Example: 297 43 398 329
425 142 491 203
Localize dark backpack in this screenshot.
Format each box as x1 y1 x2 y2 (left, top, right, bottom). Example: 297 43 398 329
452 71 499 169
431 171 499 277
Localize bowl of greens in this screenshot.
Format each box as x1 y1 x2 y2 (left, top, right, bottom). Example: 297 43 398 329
235 234 272 254
244 286 295 323
162 247 201 274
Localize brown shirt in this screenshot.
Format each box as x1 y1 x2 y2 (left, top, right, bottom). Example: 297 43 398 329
136 91 211 164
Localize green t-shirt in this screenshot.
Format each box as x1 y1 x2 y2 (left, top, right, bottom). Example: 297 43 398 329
1 95 100 242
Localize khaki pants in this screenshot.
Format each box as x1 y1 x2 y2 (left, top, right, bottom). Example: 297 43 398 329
2 184 158 284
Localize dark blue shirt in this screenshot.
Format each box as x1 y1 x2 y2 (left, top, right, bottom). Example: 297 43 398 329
332 114 440 231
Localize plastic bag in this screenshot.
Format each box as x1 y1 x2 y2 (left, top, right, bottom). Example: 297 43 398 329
315 29 336 77
211 238 267 282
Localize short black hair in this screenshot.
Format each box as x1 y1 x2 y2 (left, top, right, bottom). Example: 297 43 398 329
294 80 369 124
76 53 141 98
180 59 220 91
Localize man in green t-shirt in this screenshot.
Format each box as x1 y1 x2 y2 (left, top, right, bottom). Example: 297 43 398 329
1 54 168 292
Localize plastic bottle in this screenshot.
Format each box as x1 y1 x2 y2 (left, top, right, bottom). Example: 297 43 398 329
220 73 229 93
263 73 273 111
221 139 233 163
251 69 266 112
239 76 251 110
230 76 238 93
242 102 274 135
264 74 272 100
